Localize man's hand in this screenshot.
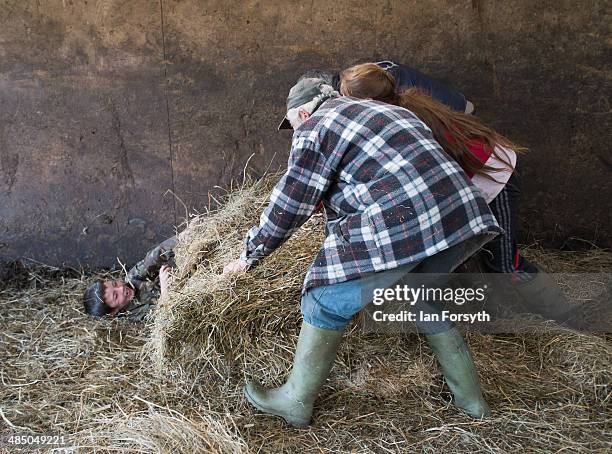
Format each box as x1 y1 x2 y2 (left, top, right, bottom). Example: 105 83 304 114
223 258 249 275
159 265 172 298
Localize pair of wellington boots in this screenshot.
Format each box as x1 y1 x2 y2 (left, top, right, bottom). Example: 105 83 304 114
244 321 490 427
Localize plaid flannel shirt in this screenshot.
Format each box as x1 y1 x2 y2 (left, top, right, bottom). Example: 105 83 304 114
241 98 501 292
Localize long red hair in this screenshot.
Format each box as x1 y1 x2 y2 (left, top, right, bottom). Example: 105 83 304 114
339 63 526 180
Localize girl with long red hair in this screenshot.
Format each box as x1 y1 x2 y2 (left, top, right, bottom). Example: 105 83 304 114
339 63 575 324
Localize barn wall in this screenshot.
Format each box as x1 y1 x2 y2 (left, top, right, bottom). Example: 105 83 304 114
1 0 610 267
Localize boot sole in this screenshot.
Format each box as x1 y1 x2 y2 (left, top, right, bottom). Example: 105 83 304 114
243 384 310 428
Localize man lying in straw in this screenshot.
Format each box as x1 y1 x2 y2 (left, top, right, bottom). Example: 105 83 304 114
223 77 502 426
82 236 177 321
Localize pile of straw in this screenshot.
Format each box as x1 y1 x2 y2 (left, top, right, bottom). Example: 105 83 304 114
148 175 322 378
1 175 610 453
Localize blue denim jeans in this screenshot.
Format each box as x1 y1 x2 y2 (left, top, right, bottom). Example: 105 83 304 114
301 233 496 332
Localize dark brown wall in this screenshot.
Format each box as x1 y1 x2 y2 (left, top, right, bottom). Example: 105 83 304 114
1 0 610 268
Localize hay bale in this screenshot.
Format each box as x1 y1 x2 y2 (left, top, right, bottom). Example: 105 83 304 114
147 174 325 380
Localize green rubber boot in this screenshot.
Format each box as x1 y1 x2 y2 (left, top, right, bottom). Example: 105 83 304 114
425 328 491 418
244 321 344 427
514 266 585 328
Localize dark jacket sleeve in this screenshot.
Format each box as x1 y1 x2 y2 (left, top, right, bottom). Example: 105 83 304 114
377 60 468 112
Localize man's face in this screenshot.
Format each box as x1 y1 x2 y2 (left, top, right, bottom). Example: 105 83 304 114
286 106 311 130
103 280 135 315
286 107 302 129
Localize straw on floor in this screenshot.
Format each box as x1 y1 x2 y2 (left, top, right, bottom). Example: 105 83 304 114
1 175 610 453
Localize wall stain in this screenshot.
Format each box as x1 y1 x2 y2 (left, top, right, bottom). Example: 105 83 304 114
105 98 135 185
0 128 20 194
0 151 20 194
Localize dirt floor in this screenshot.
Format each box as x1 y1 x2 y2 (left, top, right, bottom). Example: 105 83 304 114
0 247 610 453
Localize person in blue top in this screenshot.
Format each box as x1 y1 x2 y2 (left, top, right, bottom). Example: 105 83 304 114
288 60 474 119
368 60 473 113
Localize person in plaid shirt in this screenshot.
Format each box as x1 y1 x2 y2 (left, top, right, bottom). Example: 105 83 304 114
223 78 501 427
